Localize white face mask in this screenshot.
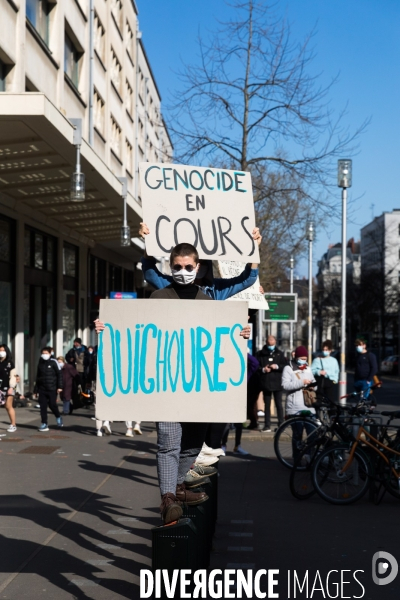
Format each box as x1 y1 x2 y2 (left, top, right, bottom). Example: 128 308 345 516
0 351 6 359
41 354 50 360
58 362 64 368
171 267 198 285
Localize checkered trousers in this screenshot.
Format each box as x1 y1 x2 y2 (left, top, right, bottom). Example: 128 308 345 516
156 422 208 496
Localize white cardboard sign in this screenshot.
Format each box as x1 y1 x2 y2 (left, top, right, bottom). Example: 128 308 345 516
139 162 260 263
218 261 269 310
96 299 248 422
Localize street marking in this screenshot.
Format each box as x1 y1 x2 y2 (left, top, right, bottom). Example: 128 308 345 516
97 543 121 550
228 547 254 552
107 529 131 535
231 520 253 524
229 532 253 537
68 579 100 587
86 559 115 566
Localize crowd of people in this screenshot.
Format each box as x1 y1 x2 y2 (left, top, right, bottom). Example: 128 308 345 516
0 220 379 526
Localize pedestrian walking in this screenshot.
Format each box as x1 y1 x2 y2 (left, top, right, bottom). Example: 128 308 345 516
65 338 89 390
354 338 378 395
35 347 63 431
57 356 78 415
257 335 287 432
0 344 17 432
311 340 339 402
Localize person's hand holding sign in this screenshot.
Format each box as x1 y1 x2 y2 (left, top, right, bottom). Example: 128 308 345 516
95 318 251 339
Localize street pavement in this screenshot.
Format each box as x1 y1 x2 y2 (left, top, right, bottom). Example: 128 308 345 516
0 377 399 600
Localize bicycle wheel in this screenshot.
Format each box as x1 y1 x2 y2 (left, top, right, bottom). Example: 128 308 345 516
274 416 320 469
290 437 332 500
312 443 370 504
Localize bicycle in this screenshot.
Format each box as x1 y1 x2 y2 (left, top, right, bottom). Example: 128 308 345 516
312 408 400 505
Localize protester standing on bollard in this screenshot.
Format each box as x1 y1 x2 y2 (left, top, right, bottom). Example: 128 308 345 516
311 340 339 402
257 335 287 432
353 338 378 395
35 347 63 432
94 242 250 524
0 344 17 432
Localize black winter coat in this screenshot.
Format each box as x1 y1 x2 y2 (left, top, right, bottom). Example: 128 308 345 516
256 346 288 392
35 358 63 392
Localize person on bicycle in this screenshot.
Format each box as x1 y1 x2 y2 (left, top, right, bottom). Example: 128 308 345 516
354 338 377 396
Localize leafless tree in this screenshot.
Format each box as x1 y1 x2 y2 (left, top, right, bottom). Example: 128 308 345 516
167 1 368 285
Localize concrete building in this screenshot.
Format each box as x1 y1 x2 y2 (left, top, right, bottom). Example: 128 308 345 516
0 0 172 389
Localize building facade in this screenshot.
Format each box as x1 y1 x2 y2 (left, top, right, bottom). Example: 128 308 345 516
0 0 172 389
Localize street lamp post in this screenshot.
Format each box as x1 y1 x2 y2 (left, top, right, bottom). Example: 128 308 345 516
338 159 353 403
306 219 314 364
289 255 294 351
70 119 85 202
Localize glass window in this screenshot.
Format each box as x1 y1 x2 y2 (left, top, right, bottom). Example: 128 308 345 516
0 282 12 347
26 0 50 44
62 290 76 354
111 0 123 31
24 229 31 267
0 59 7 92
65 33 81 88
94 89 105 134
34 233 43 269
111 49 122 95
47 237 54 272
110 116 122 157
0 219 11 262
94 13 105 63
63 244 77 277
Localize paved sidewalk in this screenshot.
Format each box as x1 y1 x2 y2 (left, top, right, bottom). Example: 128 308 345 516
1 404 399 599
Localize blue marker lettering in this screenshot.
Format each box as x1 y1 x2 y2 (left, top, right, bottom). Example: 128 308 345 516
98 324 117 397
156 329 169 392
133 324 140 393
213 327 229 391
139 324 157 394
167 331 180 392
195 327 214 392
229 324 246 386
116 328 132 394
180 328 196 392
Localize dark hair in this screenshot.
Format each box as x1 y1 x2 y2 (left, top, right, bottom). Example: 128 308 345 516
74 338 82 344
355 338 366 346
0 344 13 362
41 347 52 353
322 340 333 351
88 346 94 351
170 243 199 266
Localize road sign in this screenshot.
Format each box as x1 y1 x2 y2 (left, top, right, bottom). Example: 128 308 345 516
263 293 297 323
110 292 137 299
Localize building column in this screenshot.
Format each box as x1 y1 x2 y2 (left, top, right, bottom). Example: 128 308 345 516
56 236 64 355
14 217 24 380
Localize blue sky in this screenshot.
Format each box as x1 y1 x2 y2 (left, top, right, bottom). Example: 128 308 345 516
138 1 400 278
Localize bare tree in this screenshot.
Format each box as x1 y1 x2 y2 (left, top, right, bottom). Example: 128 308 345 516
167 1 367 284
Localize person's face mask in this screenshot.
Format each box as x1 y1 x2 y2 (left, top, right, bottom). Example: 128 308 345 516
356 346 364 353
267 345 275 351
58 362 64 368
89 350 93 355
323 351 330 357
297 359 307 366
0 351 6 359
171 266 198 285
41 354 50 360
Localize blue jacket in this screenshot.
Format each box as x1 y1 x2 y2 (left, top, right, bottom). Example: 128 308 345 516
141 257 258 300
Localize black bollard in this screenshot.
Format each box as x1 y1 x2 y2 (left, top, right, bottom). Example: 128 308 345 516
152 518 199 599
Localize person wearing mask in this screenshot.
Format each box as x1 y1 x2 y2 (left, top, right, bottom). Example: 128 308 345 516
94 242 250 524
0 344 17 432
354 338 378 394
57 356 78 415
35 347 63 431
281 345 317 461
138 222 262 300
65 338 89 389
257 335 287 432
311 340 339 402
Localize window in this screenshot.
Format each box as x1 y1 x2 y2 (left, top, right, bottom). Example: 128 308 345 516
138 68 145 102
126 79 133 115
24 227 55 271
398 224 400 236
110 49 122 95
126 139 133 175
0 218 11 262
0 59 8 92
111 0 123 32
126 20 134 61
63 244 77 277
94 89 105 135
64 32 81 89
110 116 122 157
34 233 43 269
26 0 50 44
94 13 105 64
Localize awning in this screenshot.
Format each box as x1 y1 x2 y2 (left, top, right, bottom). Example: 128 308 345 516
0 93 143 258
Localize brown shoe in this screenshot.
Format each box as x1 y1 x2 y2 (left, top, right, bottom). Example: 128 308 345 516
176 483 209 505
160 493 183 524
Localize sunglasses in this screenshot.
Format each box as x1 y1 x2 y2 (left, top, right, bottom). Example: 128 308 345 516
171 264 197 272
